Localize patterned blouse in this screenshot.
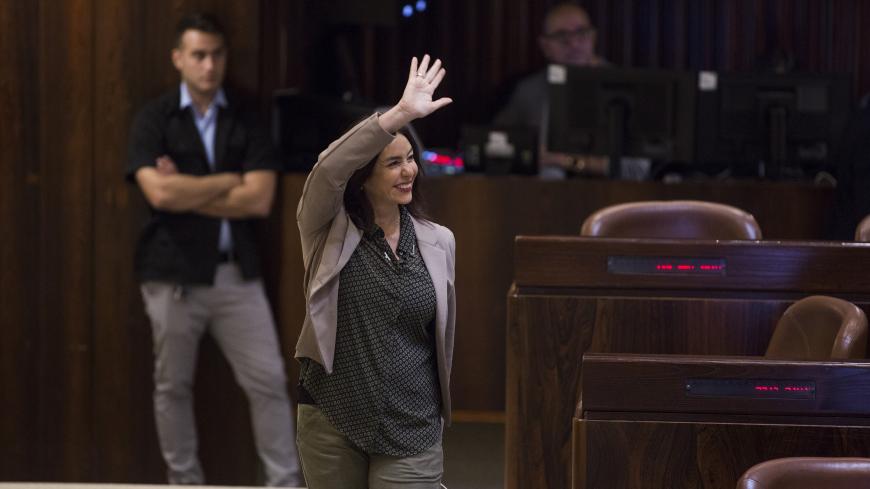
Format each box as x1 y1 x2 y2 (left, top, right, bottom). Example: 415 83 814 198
300 206 441 456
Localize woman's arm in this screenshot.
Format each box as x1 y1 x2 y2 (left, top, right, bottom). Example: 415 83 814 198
295 116 393 238
296 54 452 240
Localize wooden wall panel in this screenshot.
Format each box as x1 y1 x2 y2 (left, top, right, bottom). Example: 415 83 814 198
35 0 95 480
273 176 307 386
581 420 870 489
0 0 39 481
90 0 163 482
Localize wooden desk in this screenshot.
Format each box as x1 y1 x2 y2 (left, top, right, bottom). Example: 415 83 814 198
575 353 870 489
506 236 870 489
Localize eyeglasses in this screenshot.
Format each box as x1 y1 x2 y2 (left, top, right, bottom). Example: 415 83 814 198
542 26 596 44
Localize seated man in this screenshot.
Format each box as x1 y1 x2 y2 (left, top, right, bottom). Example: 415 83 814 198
494 2 609 179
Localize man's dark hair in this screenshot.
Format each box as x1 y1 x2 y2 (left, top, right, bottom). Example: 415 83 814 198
175 12 226 47
344 126 429 231
542 1 590 34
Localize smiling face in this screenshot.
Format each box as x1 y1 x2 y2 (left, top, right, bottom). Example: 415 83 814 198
363 134 418 210
172 29 227 99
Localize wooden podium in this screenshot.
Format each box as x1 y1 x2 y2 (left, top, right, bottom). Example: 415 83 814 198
506 236 870 489
575 353 870 489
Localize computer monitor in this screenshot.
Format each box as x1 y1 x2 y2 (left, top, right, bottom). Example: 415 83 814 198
272 90 375 172
547 65 697 178
694 72 852 179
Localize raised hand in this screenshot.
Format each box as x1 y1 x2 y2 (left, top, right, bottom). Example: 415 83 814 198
379 54 453 133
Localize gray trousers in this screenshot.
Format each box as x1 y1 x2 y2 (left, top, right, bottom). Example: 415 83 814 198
140 263 302 486
296 404 443 489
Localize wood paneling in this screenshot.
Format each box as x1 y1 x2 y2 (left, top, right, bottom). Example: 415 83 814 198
575 355 870 488
0 0 39 481
90 0 164 481
579 420 870 489
35 0 95 479
580 354 870 419
507 294 792 489
274 176 308 386
514 237 870 293
506 237 870 489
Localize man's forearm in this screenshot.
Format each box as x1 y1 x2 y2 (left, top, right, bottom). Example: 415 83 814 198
194 170 276 219
144 172 241 212
196 187 269 218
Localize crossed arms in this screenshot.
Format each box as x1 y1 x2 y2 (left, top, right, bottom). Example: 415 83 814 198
135 156 276 219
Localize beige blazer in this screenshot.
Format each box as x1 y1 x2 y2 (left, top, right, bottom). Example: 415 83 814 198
295 114 457 423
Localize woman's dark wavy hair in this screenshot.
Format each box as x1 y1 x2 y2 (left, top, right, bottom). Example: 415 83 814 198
344 125 429 231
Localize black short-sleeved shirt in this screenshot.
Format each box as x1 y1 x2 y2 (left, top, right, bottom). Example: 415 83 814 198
300 206 442 457
126 87 280 284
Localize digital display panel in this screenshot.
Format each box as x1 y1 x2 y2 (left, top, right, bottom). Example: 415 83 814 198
607 256 726 276
685 378 816 400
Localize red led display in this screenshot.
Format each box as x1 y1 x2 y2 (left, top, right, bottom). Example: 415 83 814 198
609 256 727 275
753 384 813 392
686 378 816 399
655 263 725 271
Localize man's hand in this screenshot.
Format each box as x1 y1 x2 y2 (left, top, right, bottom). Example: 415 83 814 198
156 155 179 175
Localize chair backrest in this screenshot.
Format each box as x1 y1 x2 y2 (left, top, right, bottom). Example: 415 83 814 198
580 200 762 240
765 295 868 360
736 457 870 489
855 214 870 241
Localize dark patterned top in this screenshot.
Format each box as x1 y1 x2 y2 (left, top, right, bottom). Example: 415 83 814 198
300 206 441 456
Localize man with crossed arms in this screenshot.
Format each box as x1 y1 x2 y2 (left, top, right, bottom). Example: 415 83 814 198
126 12 302 486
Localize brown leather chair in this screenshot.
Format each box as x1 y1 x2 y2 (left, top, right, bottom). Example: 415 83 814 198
765 295 868 360
856 214 870 241
580 200 762 239
736 457 870 488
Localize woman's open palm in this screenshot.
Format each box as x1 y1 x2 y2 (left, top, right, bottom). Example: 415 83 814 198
397 54 452 119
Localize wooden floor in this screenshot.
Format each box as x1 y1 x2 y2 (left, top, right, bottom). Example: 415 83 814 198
0 485 304 489
443 421 505 489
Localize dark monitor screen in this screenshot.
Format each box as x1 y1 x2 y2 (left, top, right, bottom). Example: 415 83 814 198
273 90 375 172
547 65 697 176
694 72 852 178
